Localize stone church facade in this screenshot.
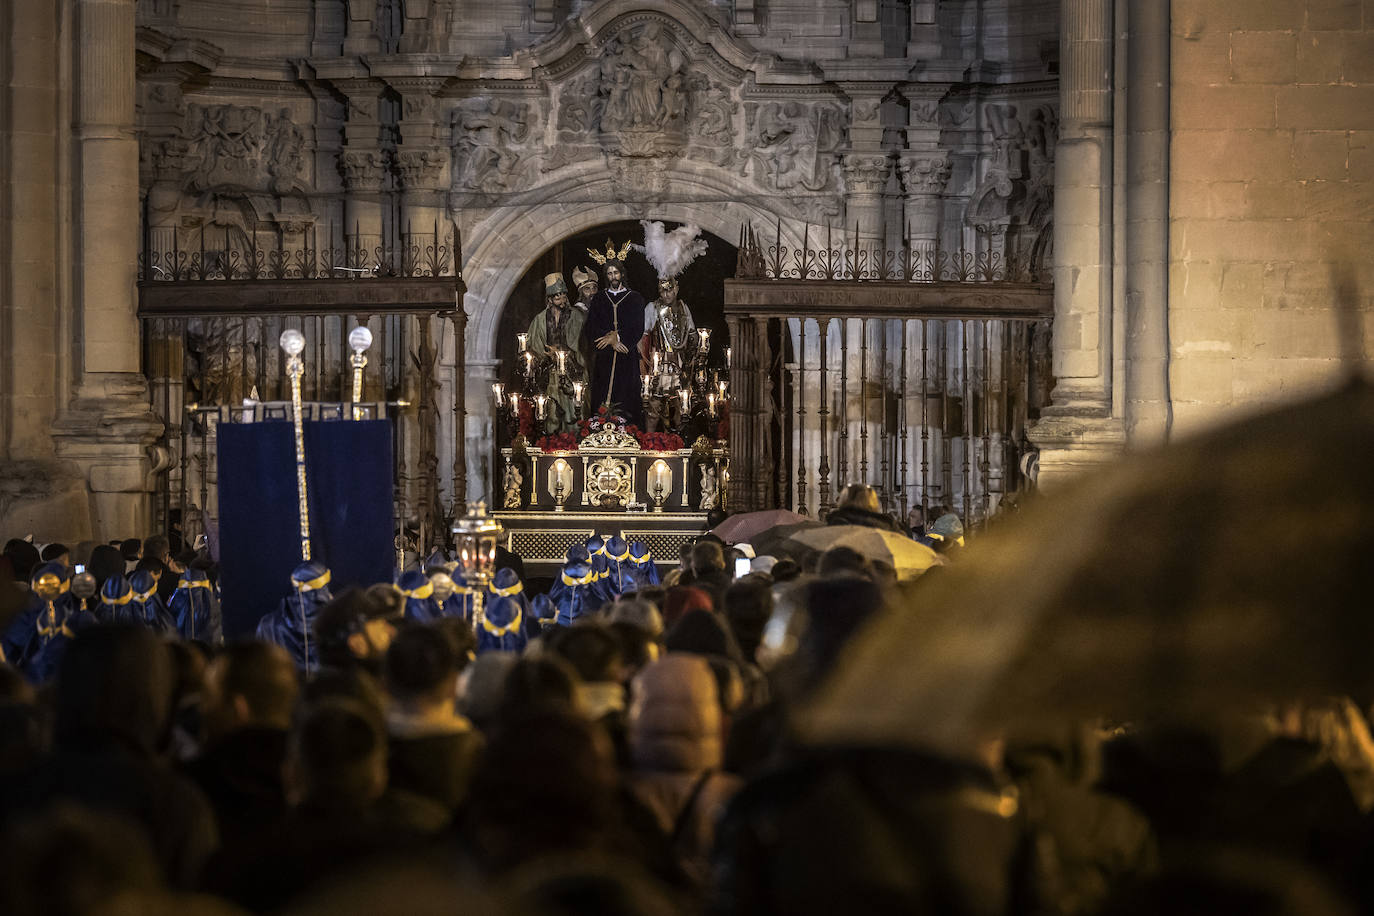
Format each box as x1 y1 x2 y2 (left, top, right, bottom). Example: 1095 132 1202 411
1 0 1371 539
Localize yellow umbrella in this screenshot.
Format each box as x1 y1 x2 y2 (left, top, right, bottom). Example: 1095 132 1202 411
791 525 940 581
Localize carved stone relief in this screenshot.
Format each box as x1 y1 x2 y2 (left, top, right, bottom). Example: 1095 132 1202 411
176 104 307 196
450 97 537 191
742 100 845 194
967 102 1058 279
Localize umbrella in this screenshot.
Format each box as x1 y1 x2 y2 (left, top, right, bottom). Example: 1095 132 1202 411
748 520 828 562
790 525 940 581
712 509 816 545
800 379 1374 753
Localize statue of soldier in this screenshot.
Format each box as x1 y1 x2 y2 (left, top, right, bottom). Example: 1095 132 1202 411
572 265 597 311
526 273 587 434
641 276 697 433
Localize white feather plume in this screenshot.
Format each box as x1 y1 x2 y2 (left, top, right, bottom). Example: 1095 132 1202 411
634 221 708 280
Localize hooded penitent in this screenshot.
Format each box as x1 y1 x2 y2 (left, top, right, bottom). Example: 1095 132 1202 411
171 567 221 643
96 573 138 626
23 562 80 683
255 560 333 673
627 539 661 589
130 568 177 634
549 544 598 627
398 569 444 623
602 535 636 597
477 567 529 655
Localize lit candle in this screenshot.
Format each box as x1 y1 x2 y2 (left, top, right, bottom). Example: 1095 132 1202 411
724 346 732 366
642 374 652 396
555 348 567 375
653 461 666 489
707 392 717 416
718 379 727 400
572 381 584 403
523 351 534 375
492 381 504 406
679 388 690 413
509 392 520 413
697 328 710 351
517 332 528 351
535 394 547 419
652 350 661 374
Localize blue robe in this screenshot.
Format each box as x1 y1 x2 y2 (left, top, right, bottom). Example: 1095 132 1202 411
549 562 599 626
130 571 177 634
171 573 221 643
399 571 444 622
256 589 330 673
23 601 95 684
476 592 528 654
584 285 646 426
627 552 661 589
529 593 559 636
1 594 43 667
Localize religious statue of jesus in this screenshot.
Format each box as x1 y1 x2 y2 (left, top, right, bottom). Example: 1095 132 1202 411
583 239 646 427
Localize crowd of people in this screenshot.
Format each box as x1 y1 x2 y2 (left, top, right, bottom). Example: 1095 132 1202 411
2 480 1373 916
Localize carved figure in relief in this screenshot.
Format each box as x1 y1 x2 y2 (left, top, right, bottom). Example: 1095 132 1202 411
452 98 531 189
599 24 685 134
748 101 842 192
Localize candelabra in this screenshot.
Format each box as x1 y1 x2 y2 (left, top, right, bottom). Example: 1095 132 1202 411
280 328 313 561
650 458 671 512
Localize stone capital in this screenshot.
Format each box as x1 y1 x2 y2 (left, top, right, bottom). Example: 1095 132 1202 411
396 148 446 190
340 149 387 192
896 152 952 196
840 152 893 197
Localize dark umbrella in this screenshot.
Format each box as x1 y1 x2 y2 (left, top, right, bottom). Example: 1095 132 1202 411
800 379 1374 753
748 520 825 563
712 509 815 545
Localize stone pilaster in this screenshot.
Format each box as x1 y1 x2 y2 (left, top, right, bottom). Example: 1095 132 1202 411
1123 0 1171 446
1028 0 1125 487
51 0 163 540
337 82 388 255
390 78 449 246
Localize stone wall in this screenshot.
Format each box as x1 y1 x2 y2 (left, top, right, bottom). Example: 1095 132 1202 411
1169 0 1374 434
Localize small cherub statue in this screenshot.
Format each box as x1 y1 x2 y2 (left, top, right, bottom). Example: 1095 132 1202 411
699 465 718 510
503 462 524 509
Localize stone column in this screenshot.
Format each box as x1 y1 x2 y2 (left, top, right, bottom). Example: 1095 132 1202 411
841 152 894 258
391 80 449 268
1027 0 1126 484
897 153 952 265
52 0 163 539
1123 0 1171 445
337 84 387 265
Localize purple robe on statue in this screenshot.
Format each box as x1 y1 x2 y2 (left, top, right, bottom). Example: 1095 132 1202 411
584 284 646 427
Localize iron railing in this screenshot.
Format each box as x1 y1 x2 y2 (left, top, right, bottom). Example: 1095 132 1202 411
726 224 1054 529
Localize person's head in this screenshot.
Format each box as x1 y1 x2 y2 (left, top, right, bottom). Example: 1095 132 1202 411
546 624 624 685
384 624 461 711
800 574 884 680
119 538 142 563
724 577 773 664
603 262 623 289
573 264 598 300
55 625 173 755
205 641 299 739
664 608 737 661
657 277 678 306
608 621 659 682
818 545 870 578
907 504 926 529
142 534 170 564
3 539 40 582
315 587 402 672
705 508 728 530
927 512 966 552
286 697 387 808
837 483 881 513
498 656 582 726
607 597 664 639
39 542 70 567
432 616 478 671
544 272 569 309
690 539 726 577
86 544 125 591
662 585 713 629
628 654 722 773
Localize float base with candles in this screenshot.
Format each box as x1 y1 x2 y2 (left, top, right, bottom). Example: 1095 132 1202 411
495 409 727 575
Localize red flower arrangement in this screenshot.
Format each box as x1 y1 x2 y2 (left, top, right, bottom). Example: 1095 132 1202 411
533 405 684 452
